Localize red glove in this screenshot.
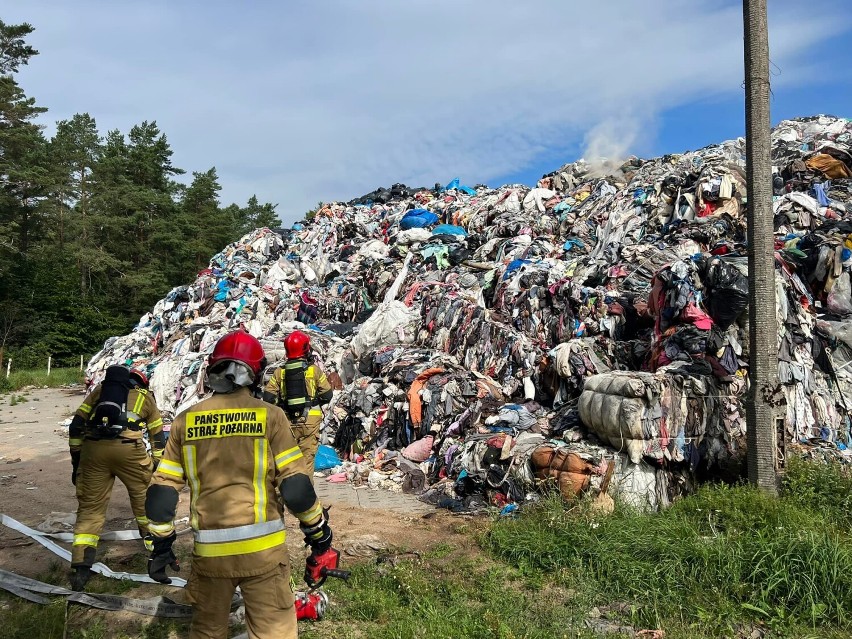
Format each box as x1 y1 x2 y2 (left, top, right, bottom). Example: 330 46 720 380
304 547 340 588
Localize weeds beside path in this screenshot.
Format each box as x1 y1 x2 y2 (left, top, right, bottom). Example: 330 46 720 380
0 368 83 394
3 458 851 638
316 458 852 639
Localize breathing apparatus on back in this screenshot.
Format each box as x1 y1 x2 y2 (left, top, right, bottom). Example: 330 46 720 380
88 365 147 438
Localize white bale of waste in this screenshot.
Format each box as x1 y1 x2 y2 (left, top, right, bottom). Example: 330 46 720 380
579 372 652 464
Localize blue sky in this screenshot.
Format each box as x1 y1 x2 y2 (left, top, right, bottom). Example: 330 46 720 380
5 0 852 223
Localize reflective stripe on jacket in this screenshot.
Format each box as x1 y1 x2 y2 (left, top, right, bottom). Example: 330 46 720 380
264 362 332 418
147 387 323 577
69 386 163 453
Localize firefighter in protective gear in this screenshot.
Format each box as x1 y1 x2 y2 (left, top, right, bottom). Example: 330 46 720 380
263 330 333 475
145 330 341 639
69 365 164 591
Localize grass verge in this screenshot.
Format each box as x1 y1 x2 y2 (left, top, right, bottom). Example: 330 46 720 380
485 457 852 637
302 545 601 639
3 458 852 638
0 368 84 393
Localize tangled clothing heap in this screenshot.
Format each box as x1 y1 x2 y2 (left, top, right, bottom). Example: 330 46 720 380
86 115 852 510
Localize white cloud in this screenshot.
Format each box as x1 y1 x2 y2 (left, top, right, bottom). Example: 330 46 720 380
4 0 850 221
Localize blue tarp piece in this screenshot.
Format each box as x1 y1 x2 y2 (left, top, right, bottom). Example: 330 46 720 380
563 238 585 251
403 208 431 219
400 215 435 230
400 209 439 230
431 224 467 237
214 280 230 302
315 445 342 471
502 259 531 280
443 178 476 195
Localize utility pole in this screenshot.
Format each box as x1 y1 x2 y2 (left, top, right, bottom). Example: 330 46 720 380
743 0 778 493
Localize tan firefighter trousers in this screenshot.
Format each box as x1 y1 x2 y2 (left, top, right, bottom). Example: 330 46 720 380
291 415 321 481
185 562 296 639
72 439 153 565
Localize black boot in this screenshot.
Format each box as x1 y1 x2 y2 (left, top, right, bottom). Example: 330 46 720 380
70 546 96 591
70 566 93 591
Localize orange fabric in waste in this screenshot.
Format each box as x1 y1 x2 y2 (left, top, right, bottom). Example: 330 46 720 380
407 368 445 431
806 154 852 180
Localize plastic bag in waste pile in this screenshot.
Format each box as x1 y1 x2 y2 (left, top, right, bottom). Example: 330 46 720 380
314 445 342 471
828 272 852 316
700 257 749 329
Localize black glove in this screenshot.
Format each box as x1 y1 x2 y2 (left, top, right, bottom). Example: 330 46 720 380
71 451 81 486
147 532 180 584
300 510 332 553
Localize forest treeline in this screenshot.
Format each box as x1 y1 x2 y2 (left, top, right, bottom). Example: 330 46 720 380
0 20 281 368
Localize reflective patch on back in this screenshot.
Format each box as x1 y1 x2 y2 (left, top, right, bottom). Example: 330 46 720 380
185 407 267 440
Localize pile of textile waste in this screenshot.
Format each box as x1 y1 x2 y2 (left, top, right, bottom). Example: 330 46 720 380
86 115 852 512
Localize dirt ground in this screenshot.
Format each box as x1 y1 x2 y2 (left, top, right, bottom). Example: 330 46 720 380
0 387 461 585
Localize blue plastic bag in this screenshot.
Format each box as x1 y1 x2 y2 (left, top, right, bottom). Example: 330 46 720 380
431 224 467 237
402 208 432 220
400 216 428 230
314 445 342 471
400 209 439 229
214 280 230 302
502 259 531 280
443 178 476 195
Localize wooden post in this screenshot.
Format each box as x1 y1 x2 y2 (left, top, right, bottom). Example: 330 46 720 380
80 355 84 371
6 359 10 378
47 356 52 377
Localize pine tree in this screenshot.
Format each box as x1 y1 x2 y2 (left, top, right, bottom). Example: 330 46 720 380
0 19 286 364
0 20 38 75
87 122 186 316
48 113 102 294
236 195 281 234
180 167 232 271
124 121 183 274
0 20 48 300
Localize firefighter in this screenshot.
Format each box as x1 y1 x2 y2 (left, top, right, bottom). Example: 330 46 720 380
68 365 164 591
263 330 333 475
145 330 341 639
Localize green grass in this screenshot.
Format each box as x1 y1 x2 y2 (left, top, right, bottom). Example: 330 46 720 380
0 562 69 639
0 367 84 393
4 458 852 638
300 551 601 639
485 458 852 637
0 592 192 639
780 455 852 528
0 596 67 639
0 558 192 639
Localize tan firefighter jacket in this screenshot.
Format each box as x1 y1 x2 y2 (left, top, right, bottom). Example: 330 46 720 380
69 386 164 456
264 361 333 421
147 387 324 578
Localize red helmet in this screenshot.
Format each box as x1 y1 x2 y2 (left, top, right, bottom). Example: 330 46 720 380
209 330 266 377
129 368 149 389
284 330 311 359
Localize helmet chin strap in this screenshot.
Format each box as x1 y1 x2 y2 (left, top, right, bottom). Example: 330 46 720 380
207 361 256 393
